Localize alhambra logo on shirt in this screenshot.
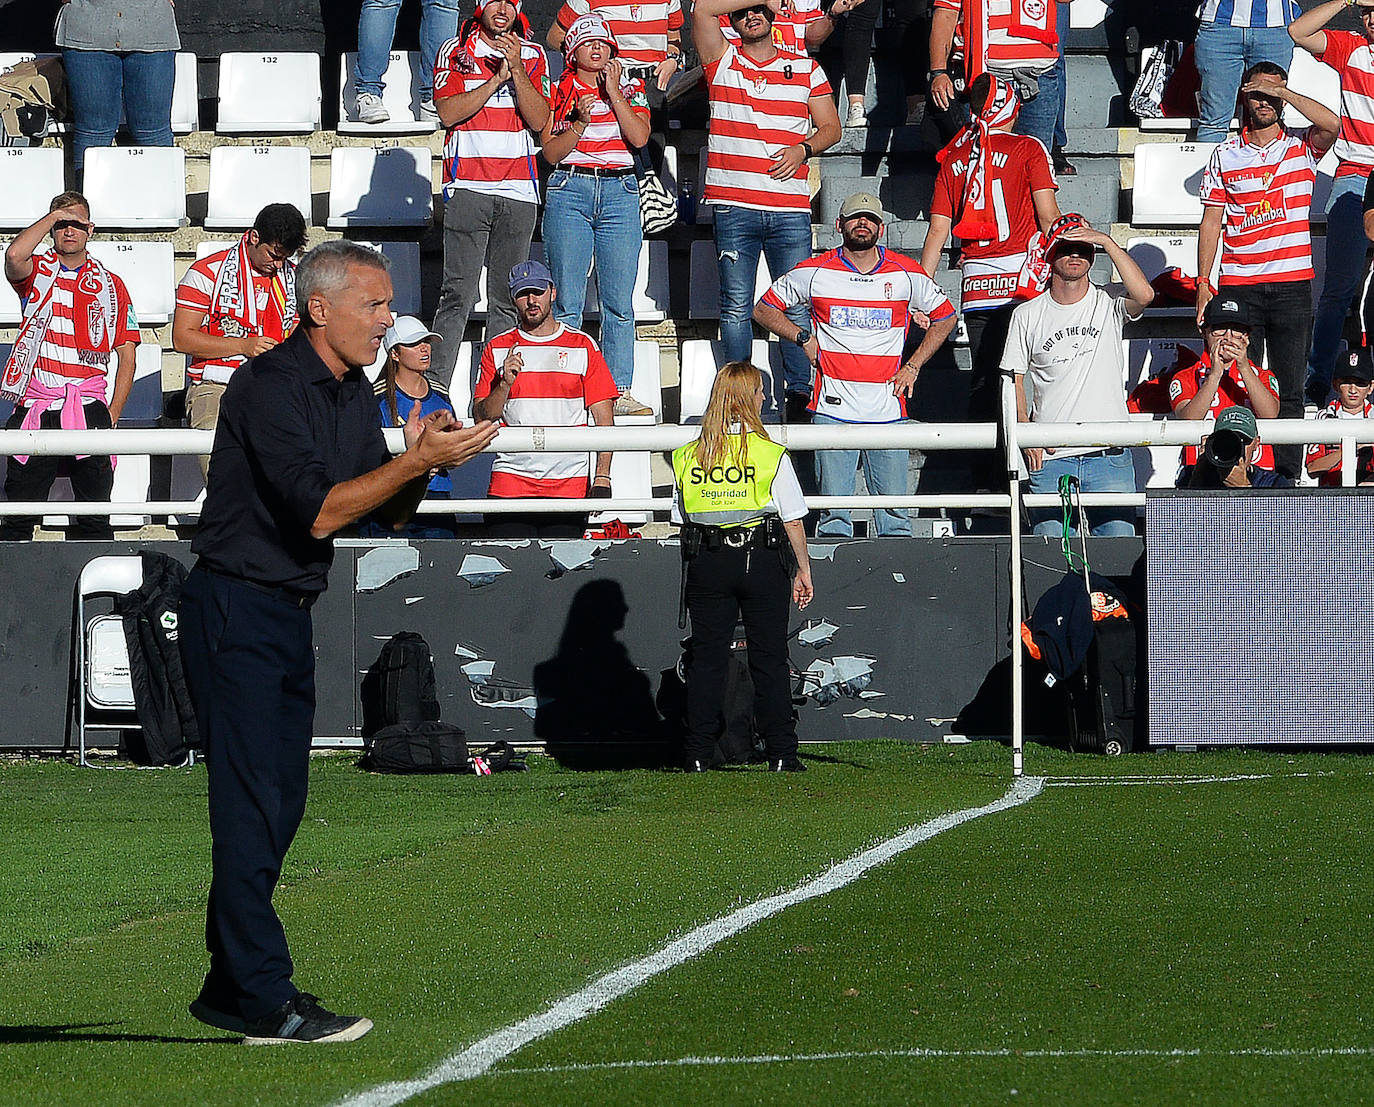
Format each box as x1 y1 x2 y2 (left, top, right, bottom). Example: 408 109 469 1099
1240 195 1286 232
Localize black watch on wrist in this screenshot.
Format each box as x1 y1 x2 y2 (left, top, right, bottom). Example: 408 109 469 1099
928 67 948 82
801 141 814 161
794 327 812 348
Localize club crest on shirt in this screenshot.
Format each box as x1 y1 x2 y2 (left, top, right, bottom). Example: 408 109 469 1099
558 350 569 370
87 303 105 347
884 282 894 299
755 76 768 94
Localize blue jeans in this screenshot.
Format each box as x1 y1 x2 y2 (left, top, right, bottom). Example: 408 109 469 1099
1028 449 1137 536
1193 22 1294 143
813 412 912 537
62 49 175 172
543 167 643 390
1307 172 1369 405
1011 62 1061 153
1053 0 1070 149
714 204 813 395
355 0 461 100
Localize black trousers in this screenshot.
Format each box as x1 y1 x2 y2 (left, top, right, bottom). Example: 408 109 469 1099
179 566 315 1021
683 543 797 763
0 400 114 540
1221 279 1311 478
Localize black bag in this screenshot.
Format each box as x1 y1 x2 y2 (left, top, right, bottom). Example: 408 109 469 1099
658 629 766 766
359 720 470 772
117 551 199 766
1067 615 1139 756
361 631 440 738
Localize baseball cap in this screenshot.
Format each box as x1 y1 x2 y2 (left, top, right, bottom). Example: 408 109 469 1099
1044 212 1093 259
384 316 440 351
1202 295 1251 331
1334 345 1374 384
1214 405 1258 442
563 13 617 56
509 259 554 296
838 191 886 222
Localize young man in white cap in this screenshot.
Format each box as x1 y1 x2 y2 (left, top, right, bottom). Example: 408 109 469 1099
754 191 957 537
431 0 551 390
473 259 619 536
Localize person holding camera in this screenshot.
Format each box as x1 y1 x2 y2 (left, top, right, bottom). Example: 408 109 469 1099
1169 295 1281 480
671 360 813 773
539 14 655 419
1180 406 1294 489
1306 345 1374 486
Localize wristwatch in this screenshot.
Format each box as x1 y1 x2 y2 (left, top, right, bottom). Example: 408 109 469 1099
928 68 949 82
794 327 812 348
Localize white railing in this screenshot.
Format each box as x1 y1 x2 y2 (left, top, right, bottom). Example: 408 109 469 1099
14 417 1374 778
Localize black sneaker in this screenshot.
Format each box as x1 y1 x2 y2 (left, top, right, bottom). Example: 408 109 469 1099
242 993 373 1045
1051 146 1076 176
189 974 246 1034
683 758 707 773
770 757 807 772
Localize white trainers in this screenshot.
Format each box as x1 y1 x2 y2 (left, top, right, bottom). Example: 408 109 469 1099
418 99 439 123
613 392 654 417
845 101 868 128
355 92 389 125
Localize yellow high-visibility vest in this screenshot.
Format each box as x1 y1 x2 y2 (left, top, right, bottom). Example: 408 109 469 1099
672 432 787 529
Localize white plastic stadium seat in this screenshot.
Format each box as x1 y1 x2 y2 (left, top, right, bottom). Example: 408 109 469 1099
1286 49 1340 130
1131 143 1217 226
205 146 311 231
615 342 663 424
681 338 783 421
353 240 422 316
87 241 175 325
216 52 322 134
1070 0 1105 28
687 239 773 320
584 240 669 322
327 146 433 228
338 51 437 134
118 51 197 133
75 555 144 766
1125 236 1218 318
85 147 187 230
586 447 653 525
0 147 63 229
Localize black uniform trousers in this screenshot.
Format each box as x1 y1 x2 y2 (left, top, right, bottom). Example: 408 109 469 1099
0 400 114 540
179 565 315 1021
683 542 797 763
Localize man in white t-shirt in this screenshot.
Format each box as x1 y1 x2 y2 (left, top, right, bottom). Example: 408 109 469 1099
1001 213 1154 536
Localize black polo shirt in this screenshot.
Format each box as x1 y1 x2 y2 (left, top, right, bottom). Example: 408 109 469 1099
191 329 390 594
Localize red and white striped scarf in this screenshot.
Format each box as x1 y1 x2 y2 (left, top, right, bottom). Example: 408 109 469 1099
207 231 297 339
937 75 1020 243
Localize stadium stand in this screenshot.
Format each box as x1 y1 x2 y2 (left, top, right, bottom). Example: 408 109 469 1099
353 240 423 316
85 146 187 230
0 147 64 230
86 241 176 325
326 146 434 228
215 52 323 134
337 51 439 134
204 145 312 230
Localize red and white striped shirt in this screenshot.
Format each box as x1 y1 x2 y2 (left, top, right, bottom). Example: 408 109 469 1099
933 0 1058 74
474 323 620 496
762 248 956 423
11 251 139 396
1167 352 1280 468
930 130 1056 310
1200 126 1320 285
175 250 293 385
1318 30 1374 178
704 44 831 212
555 0 684 68
555 73 649 170
1307 396 1374 484
719 0 822 56
435 35 550 202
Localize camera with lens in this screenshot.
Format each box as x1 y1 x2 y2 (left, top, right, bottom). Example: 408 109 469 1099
1202 427 1247 470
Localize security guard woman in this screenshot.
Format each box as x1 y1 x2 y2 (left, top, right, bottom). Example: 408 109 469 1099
671 361 814 772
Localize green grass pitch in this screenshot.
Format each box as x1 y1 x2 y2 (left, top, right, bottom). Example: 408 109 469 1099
3 741 1374 1106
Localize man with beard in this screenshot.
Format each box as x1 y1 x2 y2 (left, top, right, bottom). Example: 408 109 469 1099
1003 213 1153 537
694 0 842 423
473 259 618 537
1195 62 1338 478
753 192 957 537
431 0 551 390
0 190 138 540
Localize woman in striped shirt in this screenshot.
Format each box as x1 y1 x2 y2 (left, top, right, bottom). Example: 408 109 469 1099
539 13 654 417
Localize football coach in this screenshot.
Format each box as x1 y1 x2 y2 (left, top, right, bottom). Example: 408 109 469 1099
179 240 498 1044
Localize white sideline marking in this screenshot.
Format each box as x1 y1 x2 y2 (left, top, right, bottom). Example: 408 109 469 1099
493 1045 1374 1077
1046 773 1288 788
332 776 1046 1107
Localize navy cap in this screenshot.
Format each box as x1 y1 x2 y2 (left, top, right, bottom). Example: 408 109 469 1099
509 259 554 296
1335 345 1374 385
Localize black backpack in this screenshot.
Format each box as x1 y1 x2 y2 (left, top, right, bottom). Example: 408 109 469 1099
360 631 440 739
658 629 766 767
